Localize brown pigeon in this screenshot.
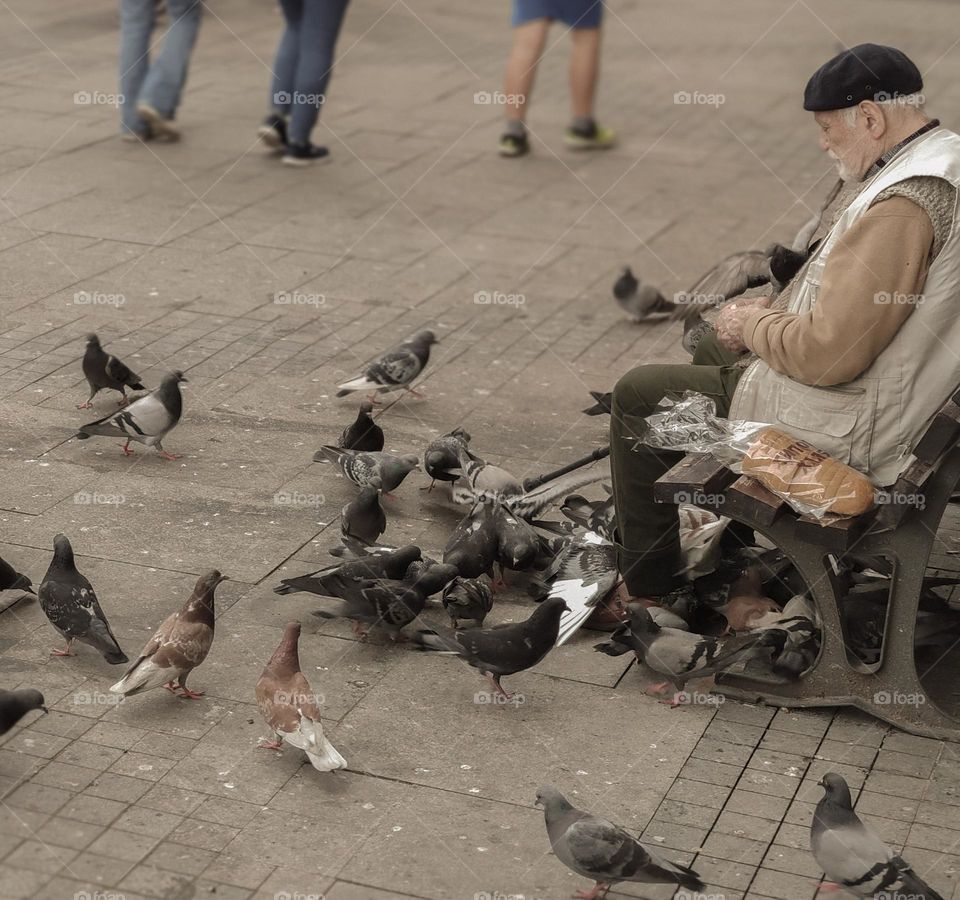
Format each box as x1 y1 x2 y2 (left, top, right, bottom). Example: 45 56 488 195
110 570 226 699
255 622 346 772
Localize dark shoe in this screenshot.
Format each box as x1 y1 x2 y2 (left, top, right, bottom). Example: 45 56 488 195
282 142 330 166
258 114 287 150
498 132 529 157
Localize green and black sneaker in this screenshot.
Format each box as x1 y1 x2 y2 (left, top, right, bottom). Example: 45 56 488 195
498 132 530 157
564 122 616 151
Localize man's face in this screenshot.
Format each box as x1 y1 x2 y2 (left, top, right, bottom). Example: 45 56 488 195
815 108 873 182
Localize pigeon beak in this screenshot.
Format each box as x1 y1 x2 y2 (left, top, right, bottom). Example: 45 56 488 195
40 706 49 714
180 376 190 384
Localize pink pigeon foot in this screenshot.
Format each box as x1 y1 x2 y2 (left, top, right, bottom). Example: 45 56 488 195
117 396 129 407
813 882 844 892
258 739 284 751
50 645 74 657
121 441 135 456
365 393 382 406
404 386 425 398
158 451 181 461
485 674 513 700
574 883 610 900
76 401 93 410
177 687 205 700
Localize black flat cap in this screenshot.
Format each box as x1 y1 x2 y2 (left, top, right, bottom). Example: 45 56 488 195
804 43 922 111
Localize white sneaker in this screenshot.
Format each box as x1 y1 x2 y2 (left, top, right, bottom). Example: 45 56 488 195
136 103 180 142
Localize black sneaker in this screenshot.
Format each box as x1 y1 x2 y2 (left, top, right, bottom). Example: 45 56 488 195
258 114 288 150
282 142 330 166
498 132 529 157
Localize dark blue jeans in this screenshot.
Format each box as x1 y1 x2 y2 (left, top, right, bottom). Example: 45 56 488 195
271 0 351 144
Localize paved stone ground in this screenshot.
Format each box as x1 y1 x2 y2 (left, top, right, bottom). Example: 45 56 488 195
1 1 960 899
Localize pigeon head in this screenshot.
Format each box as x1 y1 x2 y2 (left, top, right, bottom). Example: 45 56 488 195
451 427 470 441
626 603 659 634
85 333 101 347
534 785 574 815
535 597 571 620
167 370 189 385
817 772 853 808
415 330 438 345
51 533 77 570
398 455 419 469
184 570 228 619
412 563 459 595
359 401 375 415
266 622 303 675
12 689 47 715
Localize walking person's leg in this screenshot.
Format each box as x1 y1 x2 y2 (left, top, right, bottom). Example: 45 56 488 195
259 0 303 149
564 3 614 150
118 0 155 139
499 16 549 157
137 0 202 140
283 0 351 166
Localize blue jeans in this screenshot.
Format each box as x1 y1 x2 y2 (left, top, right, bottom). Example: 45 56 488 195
119 0 202 135
271 0 350 144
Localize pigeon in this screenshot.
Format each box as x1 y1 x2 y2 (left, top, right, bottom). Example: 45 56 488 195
77 333 146 409
312 563 458 639
612 266 677 320
594 603 782 704
255 622 346 772
0 689 47 734
581 391 611 416
501 462 612 521
38 534 128 664
672 178 844 354
451 447 522 501
274 546 422 596
549 532 620 645
412 596 569 698
536 785 704 899
0 554 33 594
337 401 384 452
341 480 386 545
110 570 227 699
313 446 419 493
491 503 541 585
811 772 944 899
560 491 616 540
423 427 471 487
441 576 494 628
336 329 437 400
76 370 187 460
443 502 499 579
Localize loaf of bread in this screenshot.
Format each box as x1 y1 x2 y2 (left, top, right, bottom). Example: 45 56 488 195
741 426 876 516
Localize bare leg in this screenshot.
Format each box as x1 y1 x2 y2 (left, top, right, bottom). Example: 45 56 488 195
569 27 601 120
503 19 550 127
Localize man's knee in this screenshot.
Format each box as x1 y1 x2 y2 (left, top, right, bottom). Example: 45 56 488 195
612 364 676 418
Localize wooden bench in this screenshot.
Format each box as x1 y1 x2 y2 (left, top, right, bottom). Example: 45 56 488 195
652 387 960 739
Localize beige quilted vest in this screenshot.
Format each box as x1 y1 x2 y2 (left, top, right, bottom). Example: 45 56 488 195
729 127 960 486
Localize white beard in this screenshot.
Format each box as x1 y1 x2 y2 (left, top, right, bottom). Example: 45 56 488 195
828 150 860 183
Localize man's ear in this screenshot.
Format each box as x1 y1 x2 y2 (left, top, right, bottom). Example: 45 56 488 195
859 100 886 136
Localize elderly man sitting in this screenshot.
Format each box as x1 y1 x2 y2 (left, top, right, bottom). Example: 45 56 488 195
599 44 960 627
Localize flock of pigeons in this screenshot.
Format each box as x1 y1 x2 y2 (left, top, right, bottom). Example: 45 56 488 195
0 323 949 899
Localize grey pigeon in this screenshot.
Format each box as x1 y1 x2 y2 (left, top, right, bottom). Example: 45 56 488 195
443 502 498 579
423 427 471 487
593 603 781 704
441 576 493 628
536 785 704 898
341 480 386 545
492 503 540 585
503 465 611 521
0 554 33 594
412 596 569 697
560 491 616 541
612 266 677 320
812 773 944 899
549 531 619 646
337 401 384 452
451 447 522 501
312 563 458 639
38 534 128 664
0 689 46 734
78 333 145 409
274 545 422 596
336 329 437 399
313 445 418 493
76 370 186 459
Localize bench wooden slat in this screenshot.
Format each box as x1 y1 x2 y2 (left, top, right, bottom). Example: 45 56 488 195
652 453 736 504
722 476 786 526
912 399 960 464
794 507 875 551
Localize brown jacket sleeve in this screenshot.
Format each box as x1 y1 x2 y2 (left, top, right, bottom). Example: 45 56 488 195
741 195 933 386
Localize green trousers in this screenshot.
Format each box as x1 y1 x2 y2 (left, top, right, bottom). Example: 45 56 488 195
609 332 745 596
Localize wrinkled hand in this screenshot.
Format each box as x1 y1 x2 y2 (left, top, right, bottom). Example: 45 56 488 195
715 296 772 352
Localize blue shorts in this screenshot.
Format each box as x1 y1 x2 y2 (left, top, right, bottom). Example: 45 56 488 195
512 0 603 29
